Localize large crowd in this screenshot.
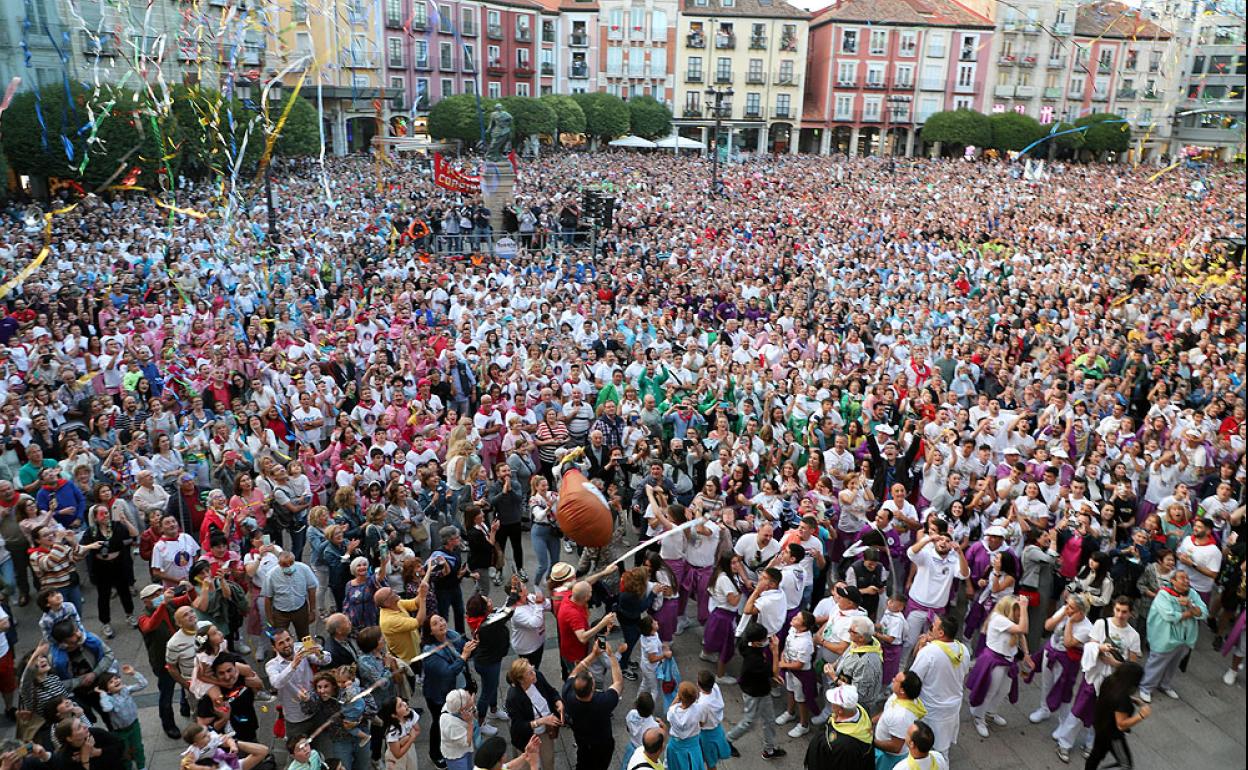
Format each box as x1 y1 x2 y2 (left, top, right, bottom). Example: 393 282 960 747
0 149 1241 770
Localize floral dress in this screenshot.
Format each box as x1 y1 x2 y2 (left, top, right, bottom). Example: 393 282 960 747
343 573 384 629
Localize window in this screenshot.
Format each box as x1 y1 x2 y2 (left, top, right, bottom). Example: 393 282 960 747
389 75 405 97
899 31 916 57
686 55 702 79
350 35 369 66
750 22 766 49
1192 55 1206 75
295 31 312 59
1210 54 1232 73
953 95 973 109
747 58 764 82
488 81 501 98
921 62 942 88
415 40 429 68
628 47 645 75
541 20 555 44
385 0 402 28
517 47 531 69
778 60 794 83
781 24 798 52
460 8 474 34
1097 49 1113 71
835 94 853 120
866 63 884 86
388 37 403 68
684 91 701 114
863 96 881 121
651 10 667 39
630 8 645 40
837 61 856 86
516 15 532 42
889 97 909 121
293 0 307 22
609 9 624 39
461 43 475 71
415 78 429 107
463 80 475 95
1125 49 1138 71
650 48 666 77
516 82 530 96
541 85 553 95
957 63 974 87
541 48 554 74
1070 76 1084 95
960 34 976 61
440 78 453 97
1148 52 1160 72
487 10 501 36
439 5 453 33
918 96 938 120
745 92 761 116
895 63 913 86
775 93 791 117
870 29 888 56
607 48 624 75
487 44 500 68
927 32 945 58
842 29 858 54
716 56 732 82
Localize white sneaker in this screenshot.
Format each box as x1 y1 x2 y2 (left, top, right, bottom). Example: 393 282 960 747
676 618 693 634
1029 707 1051 724
1160 686 1179 700
235 642 252 655
563 539 574 553
489 708 508 722
1137 690 1152 703
974 719 989 738
699 651 719 663
775 712 795 726
988 713 1007 727
716 676 738 685
479 723 499 737
126 615 138 628
102 624 115 639
786 724 809 739
1223 667 1241 686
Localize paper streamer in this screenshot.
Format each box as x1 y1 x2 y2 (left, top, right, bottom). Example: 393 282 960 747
606 515 708 570
0 77 20 120
154 199 211 219
0 201 80 300
408 641 450 664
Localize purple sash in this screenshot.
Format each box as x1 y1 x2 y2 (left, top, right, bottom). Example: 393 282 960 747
790 666 820 706
703 607 739 662
1033 640 1080 712
965 648 1020 707
654 598 680 642
1221 611 1246 657
1070 678 1097 726
685 564 714 625
881 642 903 686
904 597 946 627
668 558 690 615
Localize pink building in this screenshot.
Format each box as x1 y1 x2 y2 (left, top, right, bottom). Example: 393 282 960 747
800 0 993 156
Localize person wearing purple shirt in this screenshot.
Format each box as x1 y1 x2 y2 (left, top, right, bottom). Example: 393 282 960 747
963 525 1014 595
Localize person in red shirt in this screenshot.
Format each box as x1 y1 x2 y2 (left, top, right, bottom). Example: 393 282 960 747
556 581 616 679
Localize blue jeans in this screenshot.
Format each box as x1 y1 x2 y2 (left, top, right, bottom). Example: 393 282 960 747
0 558 15 597
475 658 502 715
331 738 371 770
446 754 473 770
61 584 84 614
436 586 465 634
531 523 560 589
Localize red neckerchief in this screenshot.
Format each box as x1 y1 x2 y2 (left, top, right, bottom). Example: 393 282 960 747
1160 586 1187 598
41 479 67 492
1190 533 1215 547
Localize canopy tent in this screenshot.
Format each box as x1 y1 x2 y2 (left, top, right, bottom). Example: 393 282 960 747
608 135 657 149
655 134 706 150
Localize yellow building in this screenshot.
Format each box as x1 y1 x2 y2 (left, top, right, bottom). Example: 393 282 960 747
674 0 809 155
267 0 389 154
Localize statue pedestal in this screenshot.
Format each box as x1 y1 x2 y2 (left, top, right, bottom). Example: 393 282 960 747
479 161 516 235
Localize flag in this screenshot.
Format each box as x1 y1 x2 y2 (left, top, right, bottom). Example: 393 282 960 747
433 152 480 193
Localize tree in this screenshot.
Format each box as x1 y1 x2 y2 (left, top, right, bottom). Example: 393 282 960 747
1 83 172 189
272 95 321 158
428 94 486 144
500 96 557 141
920 108 991 154
540 94 585 146
988 111 1044 152
1075 112 1130 156
169 84 263 178
627 95 672 139
1039 122 1085 158
571 92 630 144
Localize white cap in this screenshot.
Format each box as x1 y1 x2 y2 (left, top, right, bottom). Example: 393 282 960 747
985 525 1009 538
1003 446 1020 456
826 683 860 710
876 425 895 436
1051 448 1069 459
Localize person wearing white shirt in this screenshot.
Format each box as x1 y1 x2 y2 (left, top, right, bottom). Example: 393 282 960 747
150 517 202 586
1028 594 1093 724
737 567 786 637
897 722 949 770
902 530 970 660
873 672 927 769
1176 517 1223 598
908 616 969 755
509 590 550 666
733 524 780 581
966 596 1030 738
776 544 806 614
775 612 816 738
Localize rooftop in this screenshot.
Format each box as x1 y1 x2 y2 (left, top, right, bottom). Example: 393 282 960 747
1076 1 1173 40
810 0 993 28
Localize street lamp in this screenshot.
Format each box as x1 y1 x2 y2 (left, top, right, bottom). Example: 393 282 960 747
704 85 733 197
265 79 282 248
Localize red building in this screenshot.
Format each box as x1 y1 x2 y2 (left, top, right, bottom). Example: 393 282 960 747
480 0 543 98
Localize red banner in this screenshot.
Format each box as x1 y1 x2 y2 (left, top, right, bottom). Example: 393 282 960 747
433 153 480 193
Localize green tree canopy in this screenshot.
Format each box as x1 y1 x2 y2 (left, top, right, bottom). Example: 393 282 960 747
500 96 557 140
1039 122 1086 155
169 84 263 179
271 95 321 158
627 95 673 139
540 94 585 143
571 92 630 141
428 94 485 143
1075 112 1130 156
1 83 174 189
921 108 992 152
988 111 1045 152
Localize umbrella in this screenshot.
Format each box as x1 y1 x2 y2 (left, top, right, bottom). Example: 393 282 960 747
654 134 706 150
608 135 657 149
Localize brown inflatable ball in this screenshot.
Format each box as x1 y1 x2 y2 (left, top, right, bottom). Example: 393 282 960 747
555 468 613 548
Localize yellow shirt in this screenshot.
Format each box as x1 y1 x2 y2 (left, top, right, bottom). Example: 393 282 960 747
379 598 424 661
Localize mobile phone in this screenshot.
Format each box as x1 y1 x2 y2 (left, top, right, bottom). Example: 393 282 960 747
262 534 272 546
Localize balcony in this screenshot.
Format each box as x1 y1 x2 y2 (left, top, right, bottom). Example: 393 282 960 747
994 84 1015 97
1053 22 1073 36
1043 86 1061 99
715 34 736 50
959 48 977 62
1015 85 1037 98
487 60 506 75
685 71 704 83
542 28 556 44
774 71 799 86
487 24 503 39
774 107 793 119
749 36 766 50
570 33 588 47
410 17 429 31
864 79 885 89
1117 88 1137 99
919 78 944 90
1097 62 1112 74
999 55 1016 67
836 79 857 88
746 71 766 85
682 106 701 117
344 51 379 68
1020 55 1037 68
715 72 733 83
744 107 763 118
439 57 454 71
687 33 705 48
780 35 798 52
1143 89 1160 99
82 30 118 57
1068 88 1084 99
387 56 403 69
516 30 532 43
1003 20 1019 32
1021 23 1040 35
570 63 589 79
541 62 554 76
1091 89 1108 101
385 14 403 29
1047 57 1066 69
892 79 914 90
414 57 430 70
861 110 881 122
953 81 976 94
515 64 535 76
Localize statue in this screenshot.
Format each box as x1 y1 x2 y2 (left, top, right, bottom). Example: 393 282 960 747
484 103 513 162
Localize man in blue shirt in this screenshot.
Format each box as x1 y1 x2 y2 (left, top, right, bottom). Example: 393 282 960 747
262 551 319 641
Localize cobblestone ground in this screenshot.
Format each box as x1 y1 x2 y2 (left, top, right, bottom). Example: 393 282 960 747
9 547 1242 770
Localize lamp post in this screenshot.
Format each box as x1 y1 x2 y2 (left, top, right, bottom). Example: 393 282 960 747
704 85 733 197
265 80 282 248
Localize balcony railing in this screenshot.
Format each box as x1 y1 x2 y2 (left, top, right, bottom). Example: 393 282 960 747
1047 57 1066 69
487 60 506 74
864 79 885 89
1021 23 1040 35
415 57 430 70
715 34 736 49
836 79 857 88
682 106 701 117
953 81 976 93
685 71 704 83
749 36 766 50
919 78 944 90
1043 86 1061 98
1068 87 1084 99
746 71 766 84
774 107 792 119
439 57 454 70
344 51 379 68
744 107 762 118
774 71 799 86
1097 62 1112 74
892 79 914 90
780 35 797 52
570 33 588 47
1053 22 1073 36
1015 85 1037 97
1117 88 1137 99
1091 89 1108 101
999 55 1016 67
715 72 733 83
959 48 976 61
687 33 705 48
861 110 881 122
570 64 588 78
1020 55 1037 68
515 64 534 76
1143 89 1160 99
461 22 476 36
487 24 503 39
385 14 403 29
516 29 532 43
994 84 1015 97
541 62 554 75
